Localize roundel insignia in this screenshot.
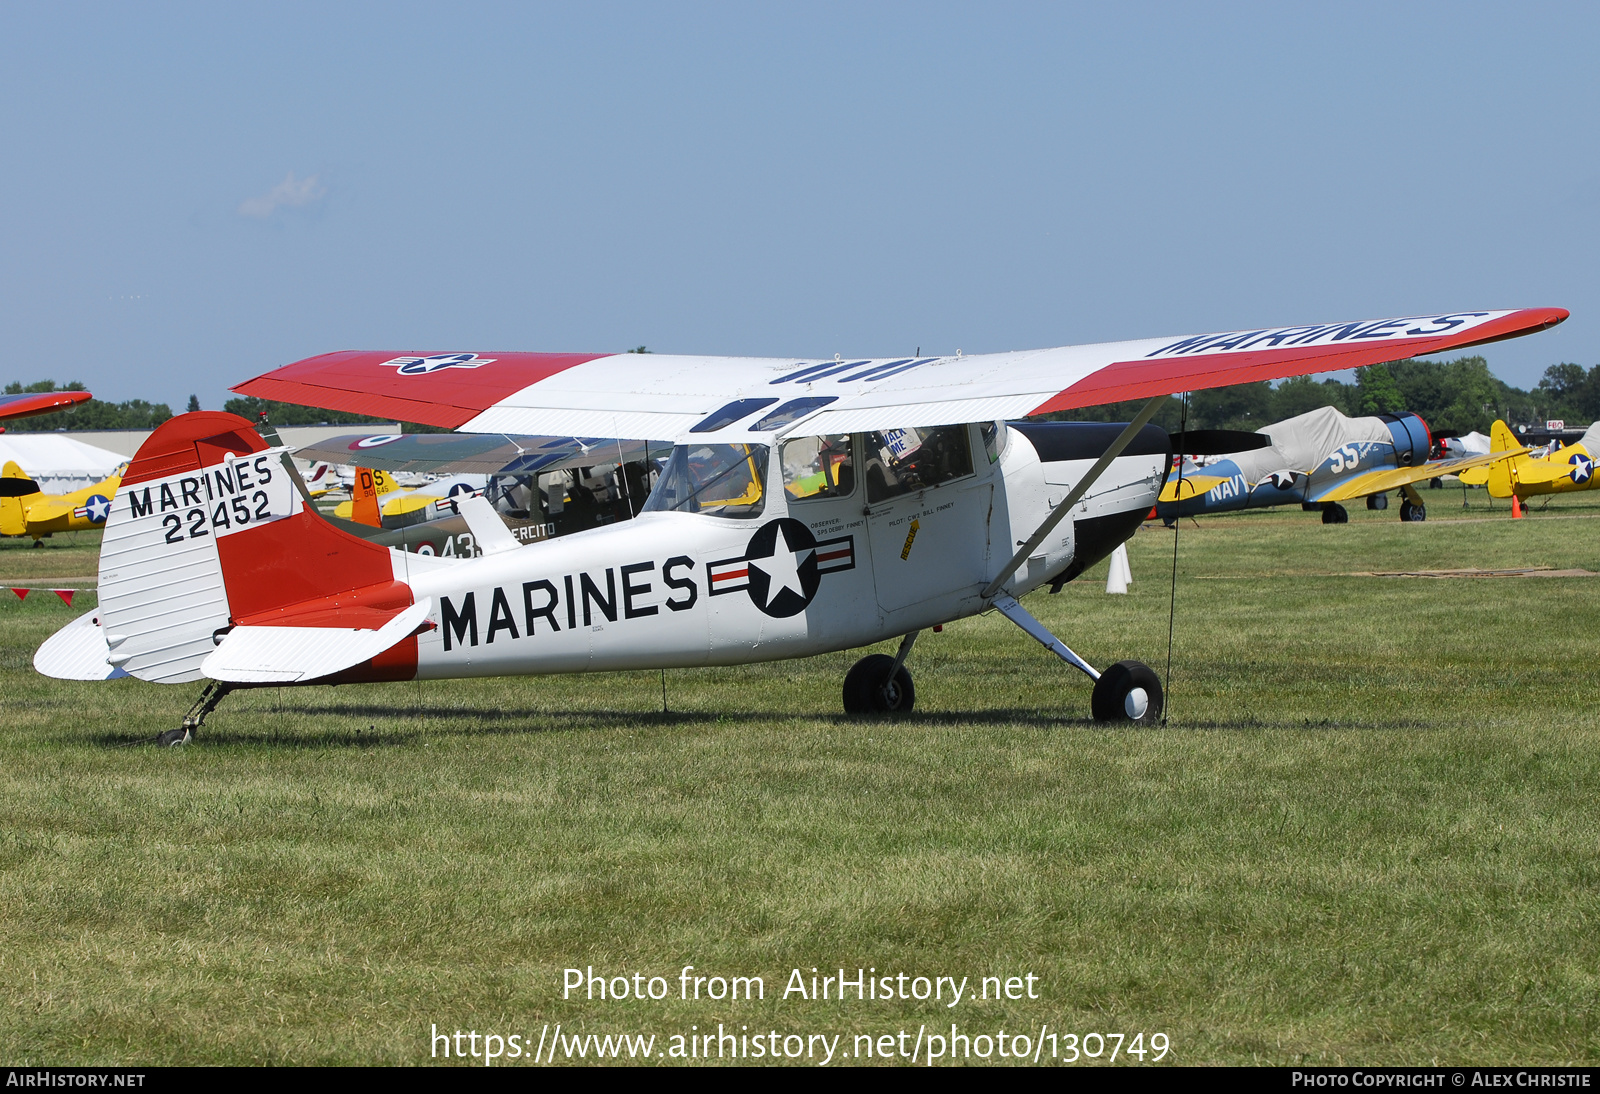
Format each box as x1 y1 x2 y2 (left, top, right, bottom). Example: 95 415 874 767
742 518 821 618
353 434 403 450
706 519 856 617
75 494 112 524
1568 452 1592 484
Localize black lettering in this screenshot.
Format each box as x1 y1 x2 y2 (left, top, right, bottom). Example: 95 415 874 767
211 501 230 529
441 592 478 651
231 496 251 524
522 580 560 634
663 555 698 611
621 561 657 619
564 575 577 631
162 514 183 543
485 586 519 643
255 454 273 484
234 459 254 490
157 483 177 511
129 488 153 518
213 465 235 497
581 569 617 626
187 508 207 538
254 490 269 519
180 477 201 506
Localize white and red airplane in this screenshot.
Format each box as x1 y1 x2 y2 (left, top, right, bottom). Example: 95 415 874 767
34 310 1567 743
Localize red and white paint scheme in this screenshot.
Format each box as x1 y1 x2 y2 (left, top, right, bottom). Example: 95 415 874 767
37 308 1568 741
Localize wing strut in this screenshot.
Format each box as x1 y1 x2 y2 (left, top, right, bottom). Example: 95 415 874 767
991 594 1100 681
981 395 1166 600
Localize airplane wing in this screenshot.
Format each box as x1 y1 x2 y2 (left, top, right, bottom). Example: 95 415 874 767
288 431 671 476
0 390 91 422
1313 448 1528 503
233 309 1567 441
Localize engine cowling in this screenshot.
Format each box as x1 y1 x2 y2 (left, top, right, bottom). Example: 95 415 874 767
1379 413 1431 467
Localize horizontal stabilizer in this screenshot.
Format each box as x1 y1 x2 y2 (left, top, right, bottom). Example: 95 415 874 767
0 476 40 498
1171 429 1273 455
202 598 432 684
456 494 521 555
33 609 130 681
1508 459 1577 485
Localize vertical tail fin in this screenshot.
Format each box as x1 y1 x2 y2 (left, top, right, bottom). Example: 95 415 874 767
1486 419 1520 498
351 468 383 526
98 412 412 683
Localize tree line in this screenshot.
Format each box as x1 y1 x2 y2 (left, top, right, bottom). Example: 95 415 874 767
6 355 1599 439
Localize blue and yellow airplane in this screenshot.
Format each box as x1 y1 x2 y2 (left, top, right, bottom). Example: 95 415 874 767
1157 406 1520 524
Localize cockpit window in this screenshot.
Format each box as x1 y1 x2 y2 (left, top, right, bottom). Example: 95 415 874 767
780 434 854 501
641 443 768 518
864 425 974 503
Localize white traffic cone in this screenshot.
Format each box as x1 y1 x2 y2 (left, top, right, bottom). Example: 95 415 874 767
1106 542 1131 594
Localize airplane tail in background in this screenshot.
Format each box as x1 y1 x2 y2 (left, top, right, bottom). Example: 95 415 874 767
92 412 426 685
1485 420 1521 498
0 460 41 535
351 467 384 526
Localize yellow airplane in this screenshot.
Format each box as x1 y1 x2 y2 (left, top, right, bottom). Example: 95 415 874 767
329 467 452 525
0 460 125 544
1458 420 1598 499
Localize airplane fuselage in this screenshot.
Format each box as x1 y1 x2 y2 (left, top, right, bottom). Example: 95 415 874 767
397 422 1168 679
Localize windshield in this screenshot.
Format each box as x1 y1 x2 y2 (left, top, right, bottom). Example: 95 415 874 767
641 443 768 518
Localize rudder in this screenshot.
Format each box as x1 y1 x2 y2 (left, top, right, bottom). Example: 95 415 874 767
98 412 414 683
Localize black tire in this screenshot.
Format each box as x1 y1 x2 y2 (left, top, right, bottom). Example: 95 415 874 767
1399 499 1426 522
1366 493 1388 511
1320 503 1348 524
1091 660 1164 725
842 654 915 715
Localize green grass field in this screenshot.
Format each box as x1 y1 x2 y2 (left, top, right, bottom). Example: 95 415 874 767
3 491 1599 1066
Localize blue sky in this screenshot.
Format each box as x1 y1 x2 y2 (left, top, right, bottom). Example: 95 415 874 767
1 1 1594 409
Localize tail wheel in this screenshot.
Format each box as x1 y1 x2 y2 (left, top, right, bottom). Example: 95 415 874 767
1399 499 1427 522
843 654 916 715
1320 503 1349 524
1091 660 1164 725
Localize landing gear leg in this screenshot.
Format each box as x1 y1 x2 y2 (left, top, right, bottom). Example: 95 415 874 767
990 594 1163 724
843 631 918 715
157 681 232 746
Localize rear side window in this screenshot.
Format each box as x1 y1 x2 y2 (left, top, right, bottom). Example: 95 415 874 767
780 435 855 501
863 425 973 503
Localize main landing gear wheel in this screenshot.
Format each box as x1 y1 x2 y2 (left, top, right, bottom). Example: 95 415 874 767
1091 660 1164 725
1399 499 1426 522
1320 503 1349 524
843 654 916 715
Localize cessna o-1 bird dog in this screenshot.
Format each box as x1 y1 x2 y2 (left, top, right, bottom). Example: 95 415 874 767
34 309 1567 744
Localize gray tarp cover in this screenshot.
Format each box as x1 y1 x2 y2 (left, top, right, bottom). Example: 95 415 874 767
1227 406 1395 483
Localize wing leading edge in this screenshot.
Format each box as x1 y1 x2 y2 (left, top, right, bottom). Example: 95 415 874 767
232 309 1568 440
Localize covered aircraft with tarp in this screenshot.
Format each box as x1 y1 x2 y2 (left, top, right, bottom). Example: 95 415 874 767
1157 405 1521 524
